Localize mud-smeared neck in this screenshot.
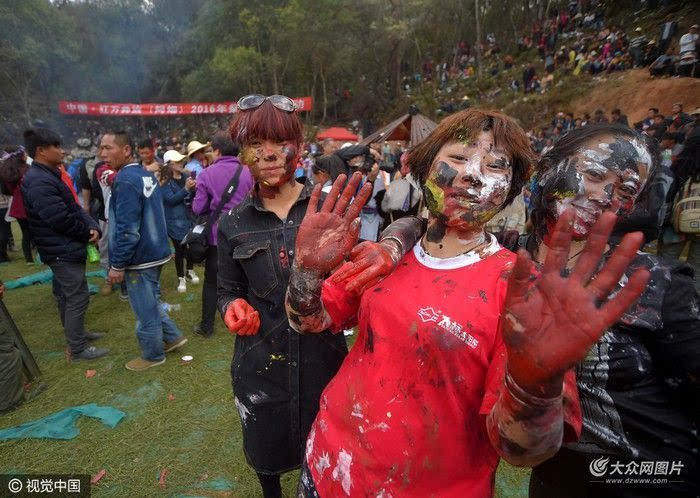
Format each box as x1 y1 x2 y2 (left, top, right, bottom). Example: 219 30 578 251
421 214 488 259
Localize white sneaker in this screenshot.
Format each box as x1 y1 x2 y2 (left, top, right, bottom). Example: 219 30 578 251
186 270 200 284
177 277 186 293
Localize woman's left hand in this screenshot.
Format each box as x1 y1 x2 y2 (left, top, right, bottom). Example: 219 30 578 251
502 209 650 396
295 172 373 275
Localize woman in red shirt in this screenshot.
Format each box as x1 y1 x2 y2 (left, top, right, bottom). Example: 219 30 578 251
285 109 649 497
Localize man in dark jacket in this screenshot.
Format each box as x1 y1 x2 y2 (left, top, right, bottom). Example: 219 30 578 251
21 128 108 361
102 131 186 371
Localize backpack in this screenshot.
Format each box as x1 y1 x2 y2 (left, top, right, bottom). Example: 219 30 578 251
672 177 700 234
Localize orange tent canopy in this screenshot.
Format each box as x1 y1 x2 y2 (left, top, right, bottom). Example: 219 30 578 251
316 127 358 141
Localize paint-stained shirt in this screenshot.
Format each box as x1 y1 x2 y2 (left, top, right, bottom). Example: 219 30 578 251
309 237 581 497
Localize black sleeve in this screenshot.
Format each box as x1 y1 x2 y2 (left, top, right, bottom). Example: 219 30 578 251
78 162 91 191
334 145 370 163
216 216 248 316
652 262 700 416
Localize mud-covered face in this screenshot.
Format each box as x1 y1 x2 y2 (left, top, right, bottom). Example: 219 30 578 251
240 138 297 187
538 135 651 239
423 131 512 230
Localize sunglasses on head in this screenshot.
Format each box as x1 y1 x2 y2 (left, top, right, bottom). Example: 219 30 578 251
237 94 297 113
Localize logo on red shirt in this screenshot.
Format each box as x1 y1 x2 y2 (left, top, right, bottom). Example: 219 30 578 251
417 306 479 349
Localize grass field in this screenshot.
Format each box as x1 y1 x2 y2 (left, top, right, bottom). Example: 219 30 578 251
0 226 530 497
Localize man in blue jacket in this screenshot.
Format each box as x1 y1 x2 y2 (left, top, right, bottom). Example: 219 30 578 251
101 131 187 371
21 128 109 361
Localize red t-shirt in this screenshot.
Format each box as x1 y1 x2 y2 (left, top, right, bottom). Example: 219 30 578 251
310 238 581 497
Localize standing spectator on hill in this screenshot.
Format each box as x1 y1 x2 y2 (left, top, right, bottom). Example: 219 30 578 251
21 128 108 361
630 27 648 67
659 20 678 54
102 131 186 371
679 24 698 58
678 25 698 77
523 63 536 92
191 133 253 337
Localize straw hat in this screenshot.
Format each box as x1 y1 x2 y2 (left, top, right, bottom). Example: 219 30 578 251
186 140 210 157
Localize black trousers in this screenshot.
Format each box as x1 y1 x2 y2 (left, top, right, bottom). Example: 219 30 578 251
16 218 33 263
48 260 90 354
169 237 192 278
0 208 10 262
200 245 218 332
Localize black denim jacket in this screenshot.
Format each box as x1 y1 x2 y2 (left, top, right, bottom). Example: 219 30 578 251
216 180 348 474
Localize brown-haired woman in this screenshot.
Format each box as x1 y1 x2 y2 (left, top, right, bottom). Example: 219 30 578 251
0 146 34 263
216 95 372 497
286 108 650 497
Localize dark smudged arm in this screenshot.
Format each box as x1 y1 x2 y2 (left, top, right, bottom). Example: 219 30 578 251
379 216 425 254
486 372 564 467
285 261 333 333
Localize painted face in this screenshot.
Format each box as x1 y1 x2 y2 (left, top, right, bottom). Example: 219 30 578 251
138 147 155 163
423 130 513 231
240 138 297 187
538 135 651 239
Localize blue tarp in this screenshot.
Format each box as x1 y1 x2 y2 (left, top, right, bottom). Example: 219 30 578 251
0 404 125 440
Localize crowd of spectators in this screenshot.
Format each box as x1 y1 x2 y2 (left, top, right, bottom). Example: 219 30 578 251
529 102 698 154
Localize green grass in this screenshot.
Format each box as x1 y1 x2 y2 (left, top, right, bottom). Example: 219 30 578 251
0 224 529 496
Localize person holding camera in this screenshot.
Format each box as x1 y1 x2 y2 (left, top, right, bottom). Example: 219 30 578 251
315 144 386 241
159 150 198 293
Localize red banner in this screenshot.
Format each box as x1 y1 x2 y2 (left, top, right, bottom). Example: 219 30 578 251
58 97 313 116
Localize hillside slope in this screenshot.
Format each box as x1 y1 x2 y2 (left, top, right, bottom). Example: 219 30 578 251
570 70 700 123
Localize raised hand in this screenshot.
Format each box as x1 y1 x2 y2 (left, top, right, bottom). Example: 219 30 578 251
224 298 260 336
503 209 650 396
329 239 402 295
295 172 373 275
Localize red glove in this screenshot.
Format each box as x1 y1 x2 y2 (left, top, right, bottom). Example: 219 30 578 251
224 299 260 336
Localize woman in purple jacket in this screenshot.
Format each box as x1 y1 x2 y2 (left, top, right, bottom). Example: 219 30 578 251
191 132 254 337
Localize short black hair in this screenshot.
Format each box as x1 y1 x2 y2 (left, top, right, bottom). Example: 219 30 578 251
104 130 133 154
210 132 239 157
23 127 61 158
649 107 659 113
137 138 153 149
612 108 621 115
661 132 676 142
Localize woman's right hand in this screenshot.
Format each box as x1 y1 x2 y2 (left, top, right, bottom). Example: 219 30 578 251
224 298 260 335
185 178 196 191
295 172 373 275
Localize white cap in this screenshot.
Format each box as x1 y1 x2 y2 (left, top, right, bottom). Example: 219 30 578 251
163 150 186 164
